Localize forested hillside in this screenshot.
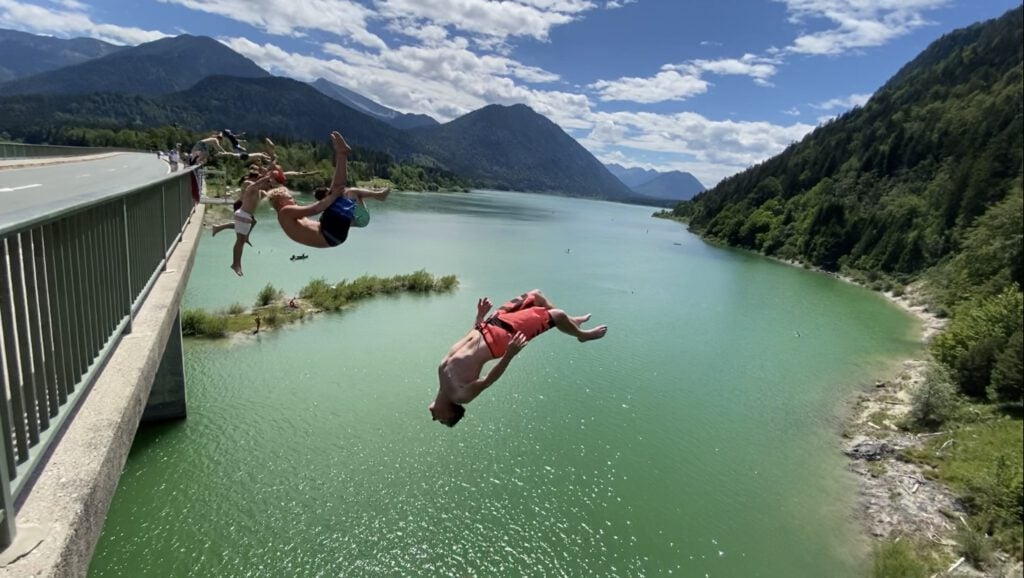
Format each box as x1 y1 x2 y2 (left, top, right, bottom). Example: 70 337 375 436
675 7 1021 283
670 8 1023 564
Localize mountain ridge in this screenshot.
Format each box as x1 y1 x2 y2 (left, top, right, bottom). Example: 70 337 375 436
0 34 269 96
0 28 123 83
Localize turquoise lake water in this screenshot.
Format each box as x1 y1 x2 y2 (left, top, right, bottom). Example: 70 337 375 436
90 190 921 577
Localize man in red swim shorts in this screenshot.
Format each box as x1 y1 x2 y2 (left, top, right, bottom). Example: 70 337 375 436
429 289 608 427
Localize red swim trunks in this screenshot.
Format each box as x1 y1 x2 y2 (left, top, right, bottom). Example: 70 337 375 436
476 292 553 358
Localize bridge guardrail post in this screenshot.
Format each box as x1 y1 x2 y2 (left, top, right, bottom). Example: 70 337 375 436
160 185 168 270
42 224 70 406
121 199 134 334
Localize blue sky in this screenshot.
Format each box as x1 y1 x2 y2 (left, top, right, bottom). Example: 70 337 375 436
1 0 1019 185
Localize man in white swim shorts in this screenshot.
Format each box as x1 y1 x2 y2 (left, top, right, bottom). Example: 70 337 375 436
211 167 285 276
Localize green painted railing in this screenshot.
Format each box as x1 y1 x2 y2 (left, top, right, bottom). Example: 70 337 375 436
0 154 199 549
0 141 134 160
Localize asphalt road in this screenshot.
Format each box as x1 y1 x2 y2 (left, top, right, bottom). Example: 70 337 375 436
0 153 173 233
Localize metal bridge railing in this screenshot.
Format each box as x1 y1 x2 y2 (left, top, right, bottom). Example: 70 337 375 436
0 142 132 160
0 164 198 549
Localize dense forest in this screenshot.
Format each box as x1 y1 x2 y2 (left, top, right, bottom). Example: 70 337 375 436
668 7 1023 568
17 125 470 193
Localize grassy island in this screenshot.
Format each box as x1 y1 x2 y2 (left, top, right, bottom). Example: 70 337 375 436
182 270 458 338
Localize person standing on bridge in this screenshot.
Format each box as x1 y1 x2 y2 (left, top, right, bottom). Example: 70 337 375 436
168 145 180 172
265 131 389 249
428 290 608 427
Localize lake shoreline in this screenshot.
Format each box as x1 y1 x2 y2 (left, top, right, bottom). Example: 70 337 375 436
778 260 977 568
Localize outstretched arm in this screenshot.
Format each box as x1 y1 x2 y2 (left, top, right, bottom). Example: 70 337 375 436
244 174 276 195
475 297 492 326
283 189 343 219
465 332 526 397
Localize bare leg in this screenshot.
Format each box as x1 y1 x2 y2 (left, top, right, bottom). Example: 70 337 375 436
230 235 245 276
549 309 607 342
329 131 351 195
346 187 390 202
212 222 233 236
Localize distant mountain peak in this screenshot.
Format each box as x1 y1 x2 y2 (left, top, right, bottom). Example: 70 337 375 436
310 77 438 130
605 163 705 201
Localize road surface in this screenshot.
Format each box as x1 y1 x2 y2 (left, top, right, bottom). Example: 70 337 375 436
0 153 173 233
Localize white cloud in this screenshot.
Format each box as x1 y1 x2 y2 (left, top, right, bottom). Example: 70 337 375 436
782 107 801 116
374 0 594 42
159 0 387 49
580 110 815 186
590 68 709 103
604 0 636 8
812 92 872 110
685 54 778 82
592 54 778 104
0 0 168 44
51 0 87 9
776 0 948 55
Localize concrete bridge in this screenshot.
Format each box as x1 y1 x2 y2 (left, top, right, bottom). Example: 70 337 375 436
0 144 206 577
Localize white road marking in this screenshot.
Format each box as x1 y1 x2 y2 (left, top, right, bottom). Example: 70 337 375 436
76 174 91 178
0 184 42 192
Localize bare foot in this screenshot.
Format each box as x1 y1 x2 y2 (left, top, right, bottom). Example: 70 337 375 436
264 137 275 148
231 264 243 277
378 187 391 201
330 131 352 155
577 325 607 342
572 313 592 325
212 223 229 236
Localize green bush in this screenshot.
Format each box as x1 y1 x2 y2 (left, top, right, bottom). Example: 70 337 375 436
932 287 1023 398
872 539 928 578
226 302 246 315
908 364 961 429
256 283 282 307
296 271 458 312
181 308 228 338
989 329 1023 403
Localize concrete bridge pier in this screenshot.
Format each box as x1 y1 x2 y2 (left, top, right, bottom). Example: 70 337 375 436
141 312 187 423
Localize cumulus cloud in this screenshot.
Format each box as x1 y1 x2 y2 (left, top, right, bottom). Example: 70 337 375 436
592 54 778 103
590 68 709 103
0 0 168 44
776 0 948 55
159 0 387 49
580 110 815 186
374 0 594 42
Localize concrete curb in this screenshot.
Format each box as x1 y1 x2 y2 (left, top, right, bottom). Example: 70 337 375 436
0 204 206 578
